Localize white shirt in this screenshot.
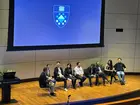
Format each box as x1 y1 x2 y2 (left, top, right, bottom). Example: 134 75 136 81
98 67 102 73
58 67 63 77
74 66 84 75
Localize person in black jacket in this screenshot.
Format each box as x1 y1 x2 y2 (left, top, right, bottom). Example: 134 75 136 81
64 63 77 89
54 61 68 91
39 64 56 96
84 64 96 87
95 61 110 86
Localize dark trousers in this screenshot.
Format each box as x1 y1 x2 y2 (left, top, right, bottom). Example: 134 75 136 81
95 72 109 85
48 79 56 93
66 75 77 88
56 77 67 88
86 75 95 86
104 71 117 84
75 75 86 86
110 71 117 84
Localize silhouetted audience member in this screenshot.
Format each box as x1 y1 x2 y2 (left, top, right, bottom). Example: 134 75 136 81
54 61 68 91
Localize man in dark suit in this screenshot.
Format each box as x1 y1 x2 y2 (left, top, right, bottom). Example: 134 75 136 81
84 64 96 87
39 64 56 96
95 61 109 86
54 61 68 91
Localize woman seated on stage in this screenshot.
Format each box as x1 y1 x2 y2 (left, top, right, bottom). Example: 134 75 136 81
64 63 77 89
39 64 56 96
104 60 118 84
54 61 68 91
95 61 110 86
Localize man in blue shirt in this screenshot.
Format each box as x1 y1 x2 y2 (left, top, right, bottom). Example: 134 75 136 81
113 58 126 85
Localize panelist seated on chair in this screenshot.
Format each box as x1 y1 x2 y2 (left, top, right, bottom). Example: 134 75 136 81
95 61 110 86
113 58 126 85
64 63 77 89
104 60 118 84
54 61 68 91
84 64 96 87
39 64 56 96
73 62 86 87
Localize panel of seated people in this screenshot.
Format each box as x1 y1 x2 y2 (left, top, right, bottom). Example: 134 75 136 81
39 58 127 96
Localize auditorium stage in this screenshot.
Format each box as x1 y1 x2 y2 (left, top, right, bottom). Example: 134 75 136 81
0 75 140 105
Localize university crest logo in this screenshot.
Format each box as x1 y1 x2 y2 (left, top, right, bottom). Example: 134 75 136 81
53 5 70 28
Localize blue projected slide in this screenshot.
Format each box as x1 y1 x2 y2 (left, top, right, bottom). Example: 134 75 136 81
13 0 103 47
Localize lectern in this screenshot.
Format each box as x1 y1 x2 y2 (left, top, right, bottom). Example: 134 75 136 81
0 77 20 103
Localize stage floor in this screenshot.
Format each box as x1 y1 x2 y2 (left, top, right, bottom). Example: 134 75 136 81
0 75 140 105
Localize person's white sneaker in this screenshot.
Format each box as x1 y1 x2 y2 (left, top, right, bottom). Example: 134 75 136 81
64 88 68 91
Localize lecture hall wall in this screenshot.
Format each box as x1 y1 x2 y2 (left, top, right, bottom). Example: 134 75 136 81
0 0 140 79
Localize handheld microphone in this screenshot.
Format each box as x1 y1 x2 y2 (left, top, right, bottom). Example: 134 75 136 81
68 95 71 98
67 95 71 105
